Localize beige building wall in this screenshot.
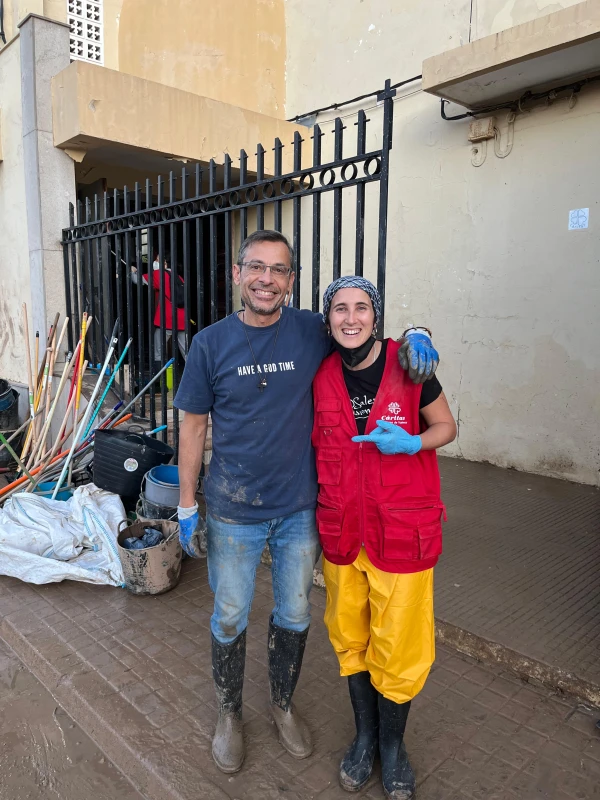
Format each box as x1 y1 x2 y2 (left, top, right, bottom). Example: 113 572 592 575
102 0 286 117
474 0 584 38
0 36 33 383
3 0 286 117
285 0 600 486
1 0 65 40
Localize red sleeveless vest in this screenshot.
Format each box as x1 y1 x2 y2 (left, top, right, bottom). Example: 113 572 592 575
311 339 445 574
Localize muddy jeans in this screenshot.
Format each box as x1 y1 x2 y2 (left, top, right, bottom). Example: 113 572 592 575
206 509 321 645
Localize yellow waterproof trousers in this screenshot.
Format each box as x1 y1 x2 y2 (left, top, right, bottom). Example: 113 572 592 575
323 548 435 703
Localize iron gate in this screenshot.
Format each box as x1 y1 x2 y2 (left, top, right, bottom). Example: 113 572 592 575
61 80 396 454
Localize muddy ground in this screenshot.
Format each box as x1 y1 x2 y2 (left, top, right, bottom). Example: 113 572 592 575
0 638 143 800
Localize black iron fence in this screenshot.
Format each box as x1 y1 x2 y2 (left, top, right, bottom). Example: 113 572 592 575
61 80 396 454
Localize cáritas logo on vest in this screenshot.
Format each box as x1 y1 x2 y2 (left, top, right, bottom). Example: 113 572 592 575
382 401 406 425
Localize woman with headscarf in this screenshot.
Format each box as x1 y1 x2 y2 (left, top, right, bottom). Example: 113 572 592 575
312 276 456 799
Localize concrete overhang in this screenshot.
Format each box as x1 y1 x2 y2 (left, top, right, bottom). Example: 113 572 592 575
52 61 307 174
422 1 600 109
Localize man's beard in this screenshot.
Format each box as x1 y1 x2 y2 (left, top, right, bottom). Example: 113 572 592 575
241 289 283 317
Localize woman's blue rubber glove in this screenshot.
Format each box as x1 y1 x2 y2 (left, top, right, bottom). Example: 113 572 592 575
352 420 422 455
398 329 439 384
177 503 205 558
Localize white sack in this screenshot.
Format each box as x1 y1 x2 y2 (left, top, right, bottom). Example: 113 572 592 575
0 484 126 586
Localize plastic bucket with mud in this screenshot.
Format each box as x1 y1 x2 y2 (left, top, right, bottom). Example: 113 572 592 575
137 494 177 521
117 517 182 595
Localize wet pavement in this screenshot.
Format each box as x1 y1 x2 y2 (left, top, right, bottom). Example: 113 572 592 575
0 455 598 798
0 638 142 800
435 457 600 698
1 561 599 800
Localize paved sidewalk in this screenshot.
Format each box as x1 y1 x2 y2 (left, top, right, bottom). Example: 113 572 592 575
0 560 599 800
435 457 600 701
0 639 143 800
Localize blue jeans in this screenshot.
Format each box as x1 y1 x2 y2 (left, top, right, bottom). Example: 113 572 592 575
207 509 321 645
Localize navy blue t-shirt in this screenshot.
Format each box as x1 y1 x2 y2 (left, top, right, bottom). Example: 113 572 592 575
174 308 331 522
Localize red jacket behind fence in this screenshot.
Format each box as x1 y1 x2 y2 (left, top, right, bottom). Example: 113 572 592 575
144 269 186 331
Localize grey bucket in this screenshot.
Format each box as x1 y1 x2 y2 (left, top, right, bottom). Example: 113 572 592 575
143 465 180 507
117 517 182 596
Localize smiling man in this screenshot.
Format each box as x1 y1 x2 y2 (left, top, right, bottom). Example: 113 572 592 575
173 230 440 775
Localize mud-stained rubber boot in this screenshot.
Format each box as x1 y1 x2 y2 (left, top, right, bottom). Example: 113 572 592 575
211 630 246 774
339 672 379 792
267 616 312 759
378 696 415 800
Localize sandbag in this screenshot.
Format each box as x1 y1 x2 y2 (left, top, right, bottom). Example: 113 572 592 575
0 483 126 586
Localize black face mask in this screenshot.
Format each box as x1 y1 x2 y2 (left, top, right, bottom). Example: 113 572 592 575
332 335 376 368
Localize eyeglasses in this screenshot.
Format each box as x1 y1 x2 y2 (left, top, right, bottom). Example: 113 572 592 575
239 261 292 278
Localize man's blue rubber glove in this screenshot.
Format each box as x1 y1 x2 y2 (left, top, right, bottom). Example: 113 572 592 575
398 328 439 384
177 503 205 558
352 420 422 455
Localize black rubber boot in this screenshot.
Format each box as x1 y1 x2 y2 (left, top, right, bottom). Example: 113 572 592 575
378 696 415 799
339 672 379 792
268 616 312 759
211 630 246 774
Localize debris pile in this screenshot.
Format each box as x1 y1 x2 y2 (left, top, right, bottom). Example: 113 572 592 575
0 305 173 505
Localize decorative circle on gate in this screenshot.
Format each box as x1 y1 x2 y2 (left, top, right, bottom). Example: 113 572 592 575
173 206 184 219
128 216 138 228
280 178 294 195
364 157 381 177
161 208 173 221
229 191 240 206
213 194 224 210
319 168 336 186
199 199 210 213
341 163 358 182
106 220 114 233
186 202 198 215
245 187 257 203
140 212 151 225
117 217 127 230
299 173 315 191
263 182 275 199
150 210 161 223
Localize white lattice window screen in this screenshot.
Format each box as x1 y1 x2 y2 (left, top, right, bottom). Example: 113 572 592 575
68 0 103 65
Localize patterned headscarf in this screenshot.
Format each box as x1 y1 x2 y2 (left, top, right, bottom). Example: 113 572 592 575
322 276 382 327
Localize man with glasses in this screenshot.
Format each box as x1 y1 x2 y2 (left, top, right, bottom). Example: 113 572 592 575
174 230 439 774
